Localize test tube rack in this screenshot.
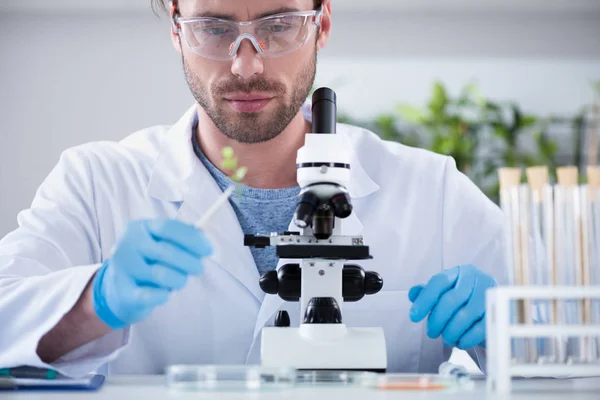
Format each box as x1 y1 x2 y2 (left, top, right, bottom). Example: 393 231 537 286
486 286 600 393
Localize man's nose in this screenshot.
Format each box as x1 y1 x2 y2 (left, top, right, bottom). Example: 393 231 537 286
231 39 264 80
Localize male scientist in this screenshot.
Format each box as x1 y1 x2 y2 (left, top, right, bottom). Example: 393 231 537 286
0 0 503 376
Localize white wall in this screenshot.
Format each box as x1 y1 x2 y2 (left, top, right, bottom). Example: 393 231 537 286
1 5 599 238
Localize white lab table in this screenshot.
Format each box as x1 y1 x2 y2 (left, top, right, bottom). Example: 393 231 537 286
2 375 600 399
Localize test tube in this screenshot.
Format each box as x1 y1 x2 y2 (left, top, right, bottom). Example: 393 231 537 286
556 167 586 364
498 168 527 363
526 166 556 363
518 183 538 363
586 167 600 363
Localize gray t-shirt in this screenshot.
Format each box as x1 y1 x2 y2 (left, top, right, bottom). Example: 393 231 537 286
191 126 300 275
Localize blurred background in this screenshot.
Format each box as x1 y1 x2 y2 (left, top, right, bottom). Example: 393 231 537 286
1 0 599 373
2 0 600 235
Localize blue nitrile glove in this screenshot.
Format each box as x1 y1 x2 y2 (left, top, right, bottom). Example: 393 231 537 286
92 219 213 330
408 265 497 350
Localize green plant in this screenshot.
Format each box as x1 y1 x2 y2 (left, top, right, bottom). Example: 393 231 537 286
335 81 563 202
220 147 247 196
392 81 559 200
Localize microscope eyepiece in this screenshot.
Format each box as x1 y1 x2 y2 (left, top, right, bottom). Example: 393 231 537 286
312 87 337 134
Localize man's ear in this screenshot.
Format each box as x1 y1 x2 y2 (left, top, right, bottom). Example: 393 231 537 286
169 1 182 54
316 0 332 51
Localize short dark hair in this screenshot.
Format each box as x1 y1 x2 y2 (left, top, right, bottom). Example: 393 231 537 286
151 0 321 15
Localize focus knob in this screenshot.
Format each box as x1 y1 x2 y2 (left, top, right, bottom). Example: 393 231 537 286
303 297 342 324
259 270 278 295
365 271 384 295
274 310 290 327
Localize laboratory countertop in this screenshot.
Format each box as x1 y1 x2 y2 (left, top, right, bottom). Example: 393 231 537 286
2 375 600 399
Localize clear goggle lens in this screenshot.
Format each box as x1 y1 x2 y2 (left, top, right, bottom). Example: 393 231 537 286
176 9 322 61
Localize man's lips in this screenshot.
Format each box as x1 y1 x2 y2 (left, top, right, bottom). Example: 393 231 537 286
225 93 274 112
225 93 274 101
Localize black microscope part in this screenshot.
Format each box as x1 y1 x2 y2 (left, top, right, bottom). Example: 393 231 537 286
303 297 342 324
259 270 279 295
274 310 291 327
293 191 319 228
312 207 335 240
259 264 383 302
259 264 302 302
312 87 337 135
365 271 384 295
276 244 371 260
329 192 353 219
245 232 372 260
244 234 270 248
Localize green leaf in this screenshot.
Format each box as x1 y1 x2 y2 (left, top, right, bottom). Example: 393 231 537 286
396 105 426 124
510 103 522 133
222 158 238 170
428 81 448 117
521 115 538 127
465 82 486 106
221 147 234 159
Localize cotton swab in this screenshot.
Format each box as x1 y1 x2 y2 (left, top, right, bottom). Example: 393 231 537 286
195 185 236 230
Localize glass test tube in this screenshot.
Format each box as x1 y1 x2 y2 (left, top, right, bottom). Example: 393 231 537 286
555 183 585 364
587 186 600 363
519 184 537 363
579 185 595 364
500 182 526 363
529 183 557 363
553 185 568 363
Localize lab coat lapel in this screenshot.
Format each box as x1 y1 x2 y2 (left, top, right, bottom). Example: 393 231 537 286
146 105 263 303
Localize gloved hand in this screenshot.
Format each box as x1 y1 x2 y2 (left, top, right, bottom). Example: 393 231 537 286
408 265 497 350
92 219 213 330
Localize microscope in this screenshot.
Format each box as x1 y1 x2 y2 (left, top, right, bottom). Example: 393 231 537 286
244 88 387 372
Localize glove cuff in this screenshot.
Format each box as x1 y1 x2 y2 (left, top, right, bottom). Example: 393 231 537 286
92 261 129 330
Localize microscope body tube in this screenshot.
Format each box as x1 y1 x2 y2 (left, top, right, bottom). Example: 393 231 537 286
312 88 337 134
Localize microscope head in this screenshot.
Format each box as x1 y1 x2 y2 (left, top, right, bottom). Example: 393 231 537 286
293 88 353 239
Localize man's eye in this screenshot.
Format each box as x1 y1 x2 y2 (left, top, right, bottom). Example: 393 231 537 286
264 24 290 33
204 26 231 35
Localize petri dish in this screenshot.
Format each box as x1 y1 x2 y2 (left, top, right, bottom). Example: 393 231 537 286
294 370 379 387
165 365 296 392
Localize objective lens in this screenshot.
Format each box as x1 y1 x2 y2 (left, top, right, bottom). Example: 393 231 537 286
313 207 334 240
294 191 319 229
330 192 353 219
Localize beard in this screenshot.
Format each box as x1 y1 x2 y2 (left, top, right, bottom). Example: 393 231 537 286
183 46 317 144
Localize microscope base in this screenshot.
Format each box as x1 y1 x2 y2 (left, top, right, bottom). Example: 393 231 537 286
261 324 387 372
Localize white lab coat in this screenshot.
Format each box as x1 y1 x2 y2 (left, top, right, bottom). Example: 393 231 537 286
0 104 505 377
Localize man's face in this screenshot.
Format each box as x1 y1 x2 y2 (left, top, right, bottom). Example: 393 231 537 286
173 0 329 144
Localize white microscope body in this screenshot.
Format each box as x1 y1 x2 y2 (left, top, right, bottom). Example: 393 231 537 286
245 88 387 372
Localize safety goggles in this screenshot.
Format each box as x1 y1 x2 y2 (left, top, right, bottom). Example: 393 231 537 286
172 5 323 61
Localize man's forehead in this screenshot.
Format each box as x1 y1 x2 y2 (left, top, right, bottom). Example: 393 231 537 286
179 0 314 20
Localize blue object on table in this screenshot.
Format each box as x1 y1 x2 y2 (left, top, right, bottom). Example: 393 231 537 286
0 366 59 379
0 367 104 391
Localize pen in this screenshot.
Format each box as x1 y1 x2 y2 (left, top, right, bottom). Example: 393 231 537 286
0 367 58 379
